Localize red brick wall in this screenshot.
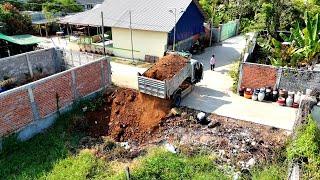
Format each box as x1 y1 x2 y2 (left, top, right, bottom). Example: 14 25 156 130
0 90 33 136
0 58 110 138
33 72 73 118
76 62 102 97
241 63 278 89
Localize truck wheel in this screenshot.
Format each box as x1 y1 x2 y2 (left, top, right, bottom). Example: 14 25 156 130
173 94 182 107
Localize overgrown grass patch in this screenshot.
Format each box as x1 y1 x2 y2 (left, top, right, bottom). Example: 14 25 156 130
228 60 241 93
286 116 320 179
125 148 228 180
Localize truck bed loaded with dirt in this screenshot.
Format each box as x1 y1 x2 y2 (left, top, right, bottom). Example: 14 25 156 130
138 53 203 106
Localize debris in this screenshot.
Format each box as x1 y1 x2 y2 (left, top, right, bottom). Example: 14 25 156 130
233 171 241 180
170 108 182 116
164 142 177 154
197 112 206 121
246 158 256 168
208 121 221 128
119 142 130 150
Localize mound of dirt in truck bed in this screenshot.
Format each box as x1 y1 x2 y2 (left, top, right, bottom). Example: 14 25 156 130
143 54 188 81
108 88 171 143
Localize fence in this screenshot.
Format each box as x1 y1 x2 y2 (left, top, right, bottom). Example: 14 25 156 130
0 48 64 84
62 49 103 69
211 19 240 43
0 57 111 141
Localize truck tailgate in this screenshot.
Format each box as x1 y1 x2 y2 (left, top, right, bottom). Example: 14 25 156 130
137 76 166 99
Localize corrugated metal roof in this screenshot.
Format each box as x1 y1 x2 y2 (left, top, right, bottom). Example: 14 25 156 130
60 0 201 32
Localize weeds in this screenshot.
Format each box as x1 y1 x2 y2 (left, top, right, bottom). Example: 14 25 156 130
286 116 320 179
228 60 241 93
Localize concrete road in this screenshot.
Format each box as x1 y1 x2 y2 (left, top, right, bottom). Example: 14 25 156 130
111 62 147 89
181 34 297 131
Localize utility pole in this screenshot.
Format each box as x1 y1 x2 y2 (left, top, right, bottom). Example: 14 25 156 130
173 8 177 51
209 15 214 46
129 10 134 62
169 8 184 51
101 11 106 56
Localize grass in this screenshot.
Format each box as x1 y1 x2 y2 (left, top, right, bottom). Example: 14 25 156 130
286 115 320 179
228 60 241 93
128 148 228 180
0 110 86 179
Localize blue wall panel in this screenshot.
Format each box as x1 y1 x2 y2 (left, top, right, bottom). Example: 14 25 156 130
168 1 205 44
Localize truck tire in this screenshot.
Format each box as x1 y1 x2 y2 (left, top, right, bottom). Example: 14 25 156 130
173 93 182 107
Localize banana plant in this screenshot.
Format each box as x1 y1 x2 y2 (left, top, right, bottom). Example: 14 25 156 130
282 12 320 65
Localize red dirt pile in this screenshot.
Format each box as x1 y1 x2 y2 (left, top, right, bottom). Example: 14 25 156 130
143 54 188 81
108 88 171 142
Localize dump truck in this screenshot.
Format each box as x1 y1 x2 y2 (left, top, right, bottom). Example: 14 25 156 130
137 53 203 106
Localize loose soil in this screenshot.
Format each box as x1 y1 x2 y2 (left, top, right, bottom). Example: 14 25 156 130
82 89 289 170
143 54 188 81
84 88 171 143
108 89 171 142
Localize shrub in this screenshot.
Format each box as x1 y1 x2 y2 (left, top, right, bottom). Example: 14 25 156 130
228 60 241 93
287 116 320 179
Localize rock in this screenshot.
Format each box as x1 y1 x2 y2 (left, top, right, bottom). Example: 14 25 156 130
208 121 221 128
119 142 130 150
170 108 181 116
164 142 177 153
246 158 256 167
251 141 256 146
197 112 206 121
181 112 188 118
82 106 88 112
233 172 241 180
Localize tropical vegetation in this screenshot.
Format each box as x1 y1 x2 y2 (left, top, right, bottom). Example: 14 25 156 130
0 2 33 35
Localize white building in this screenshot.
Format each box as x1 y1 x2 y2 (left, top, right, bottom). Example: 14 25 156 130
61 0 205 60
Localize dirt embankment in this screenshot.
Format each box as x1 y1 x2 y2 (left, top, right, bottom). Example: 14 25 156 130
143 54 188 81
107 89 171 142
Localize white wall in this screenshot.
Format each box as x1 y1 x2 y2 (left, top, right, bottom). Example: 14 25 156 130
111 27 168 60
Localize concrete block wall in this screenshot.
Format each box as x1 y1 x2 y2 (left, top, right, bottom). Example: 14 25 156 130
279 69 320 93
0 48 64 84
0 57 111 140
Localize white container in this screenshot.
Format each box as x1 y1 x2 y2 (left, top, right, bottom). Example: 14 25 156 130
258 92 265 102
252 94 258 101
294 91 302 104
306 89 312 96
286 96 294 107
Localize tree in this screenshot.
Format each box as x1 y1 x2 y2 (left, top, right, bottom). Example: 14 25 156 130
0 3 33 35
43 0 83 15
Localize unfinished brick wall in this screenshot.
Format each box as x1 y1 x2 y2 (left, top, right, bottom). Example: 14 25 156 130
76 62 102 97
0 58 111 138
0 90 33 137
240 63 278 89
33 73 73 118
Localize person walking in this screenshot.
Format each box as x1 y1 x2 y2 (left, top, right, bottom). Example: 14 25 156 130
210 54 216 71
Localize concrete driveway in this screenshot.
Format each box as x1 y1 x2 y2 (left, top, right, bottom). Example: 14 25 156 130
111 62 147 89
181 34 297 131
